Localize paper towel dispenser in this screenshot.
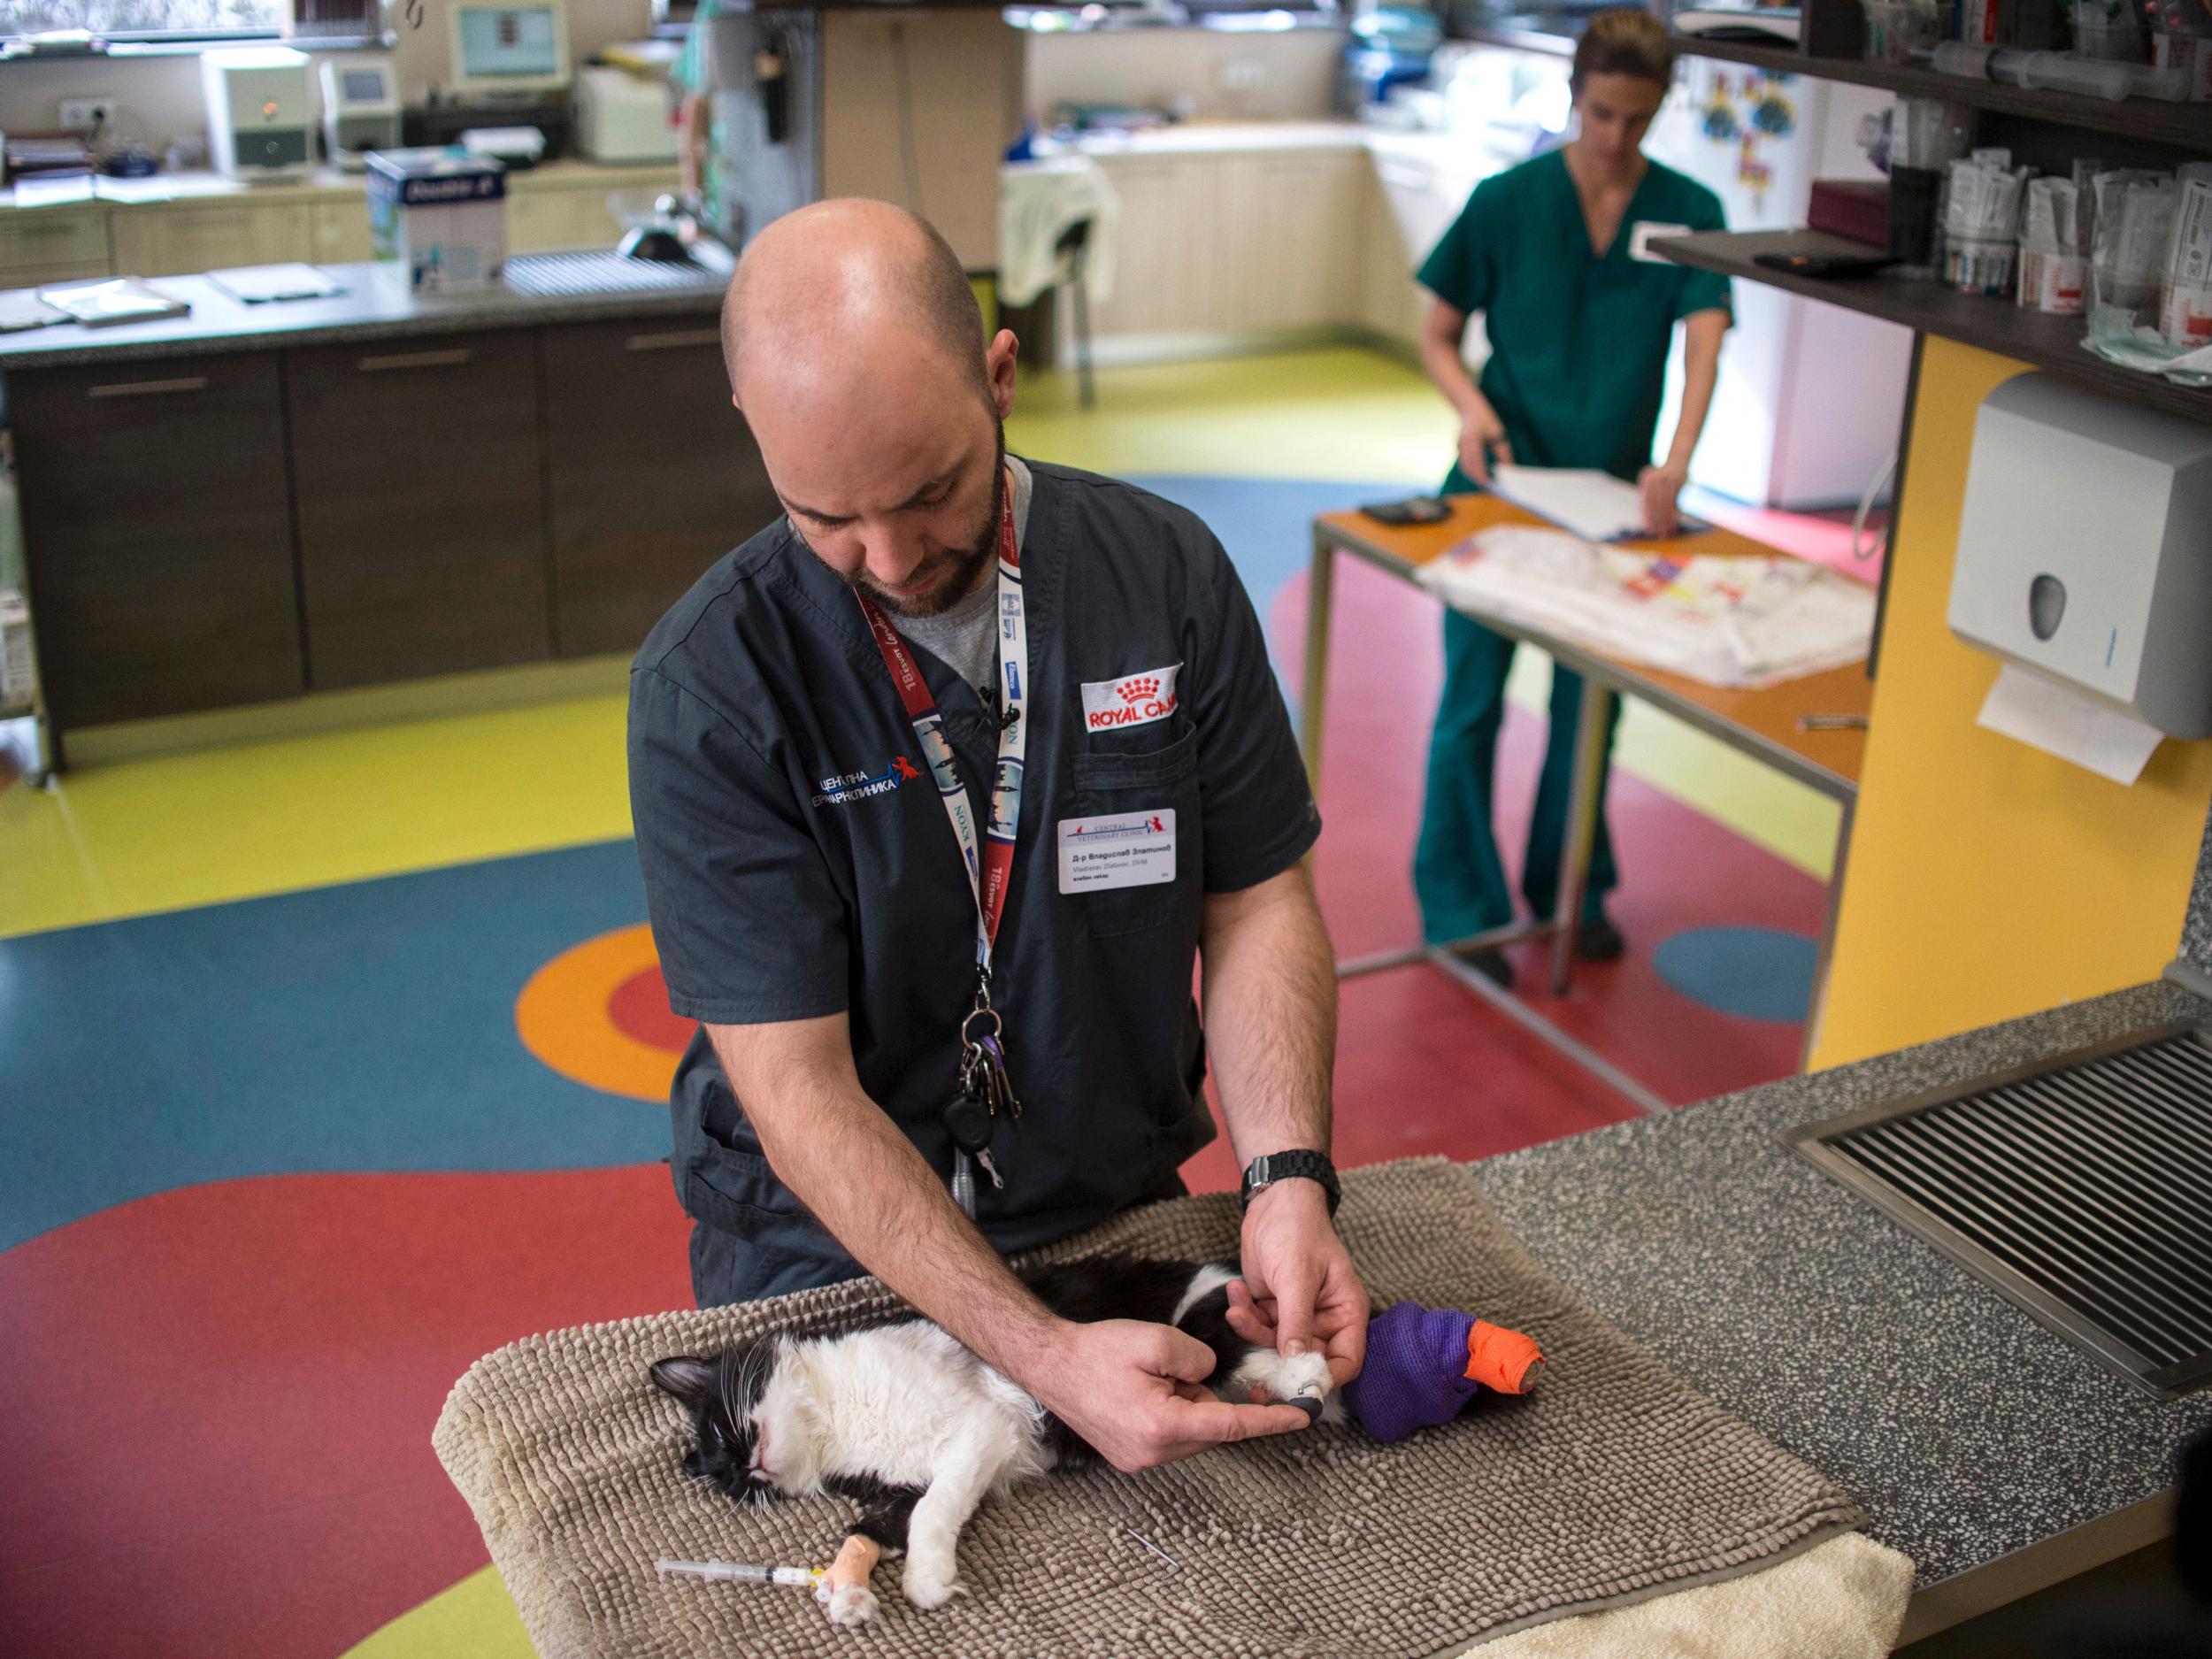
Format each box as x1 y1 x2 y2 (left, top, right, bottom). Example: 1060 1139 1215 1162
1949 373 2212 740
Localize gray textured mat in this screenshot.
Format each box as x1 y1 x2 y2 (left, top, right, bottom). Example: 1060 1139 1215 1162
434 1158 1862 1658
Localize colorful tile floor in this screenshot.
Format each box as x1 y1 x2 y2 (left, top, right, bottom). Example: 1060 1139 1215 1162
0 347 1861 1656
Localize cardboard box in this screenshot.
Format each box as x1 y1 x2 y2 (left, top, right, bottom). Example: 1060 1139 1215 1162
365 148 508 291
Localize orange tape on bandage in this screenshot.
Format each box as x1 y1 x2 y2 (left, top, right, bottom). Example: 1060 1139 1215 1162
1465 1320 1545 1394
826 1533 880 1595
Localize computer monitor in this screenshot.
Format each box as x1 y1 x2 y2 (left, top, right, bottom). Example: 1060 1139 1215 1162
446 0 572 99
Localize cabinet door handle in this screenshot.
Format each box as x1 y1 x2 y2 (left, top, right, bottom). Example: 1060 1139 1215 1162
88 376 209 399
624 329 721 352
357 348 473 373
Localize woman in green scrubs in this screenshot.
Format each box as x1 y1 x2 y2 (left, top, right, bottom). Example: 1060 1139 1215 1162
1412 8 1732 982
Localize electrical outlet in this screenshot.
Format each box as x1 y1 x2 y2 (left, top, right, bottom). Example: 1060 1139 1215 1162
58 97 117 134
1216 59 1266 93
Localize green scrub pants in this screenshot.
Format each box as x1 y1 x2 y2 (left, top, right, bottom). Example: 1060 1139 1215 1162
1413 605 1622 945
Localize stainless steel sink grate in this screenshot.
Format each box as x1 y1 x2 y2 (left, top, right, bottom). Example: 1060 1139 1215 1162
1784 1022 2212 1398
503 251 720 297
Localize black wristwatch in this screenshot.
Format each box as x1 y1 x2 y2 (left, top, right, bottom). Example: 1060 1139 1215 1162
1240 1149 1340 1217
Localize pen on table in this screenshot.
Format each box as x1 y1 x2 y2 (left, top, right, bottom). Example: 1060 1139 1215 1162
1798 712 1870 731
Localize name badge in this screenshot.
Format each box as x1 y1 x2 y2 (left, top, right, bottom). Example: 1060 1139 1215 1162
1629 221 1692 264
1058 809 1177 894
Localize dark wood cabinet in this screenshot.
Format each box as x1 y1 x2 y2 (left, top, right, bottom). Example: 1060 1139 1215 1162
540 319 780 658
286 329 551 689
12 353 303 730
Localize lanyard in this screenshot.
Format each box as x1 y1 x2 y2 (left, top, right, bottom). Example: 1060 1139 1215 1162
853 470 1027 983
855 473 1026 1217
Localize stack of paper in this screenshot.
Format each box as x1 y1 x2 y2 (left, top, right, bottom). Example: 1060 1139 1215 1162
209 264 345 304
1417 524 1876 688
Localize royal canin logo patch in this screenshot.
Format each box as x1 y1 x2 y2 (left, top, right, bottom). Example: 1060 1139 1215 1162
1080 664 1182 732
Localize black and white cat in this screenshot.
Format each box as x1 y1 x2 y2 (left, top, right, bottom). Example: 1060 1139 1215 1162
649 1256 1337 1626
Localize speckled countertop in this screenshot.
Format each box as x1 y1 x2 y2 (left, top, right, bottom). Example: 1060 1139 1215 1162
1479 976 2212 1591
0 251 731 373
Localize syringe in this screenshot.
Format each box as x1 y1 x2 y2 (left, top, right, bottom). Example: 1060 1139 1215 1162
657 1556 819 1589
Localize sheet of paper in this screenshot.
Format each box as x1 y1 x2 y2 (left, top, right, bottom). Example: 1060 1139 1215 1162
208 263 344 304
1492 465 1647 543
13 174 95 209
1977 663 2163 785
0 289 65 333
94 174 175 204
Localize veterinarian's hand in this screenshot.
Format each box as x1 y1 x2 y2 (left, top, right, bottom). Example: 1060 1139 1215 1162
1033 1319 1313 1473
1638 462 1688 537
1232 1181 1369 1389
1457 405 1512 487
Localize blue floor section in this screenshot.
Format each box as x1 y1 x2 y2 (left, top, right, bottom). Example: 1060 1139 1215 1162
1651 926 1820 1024
0 840 668 1252
1128 473 1397 703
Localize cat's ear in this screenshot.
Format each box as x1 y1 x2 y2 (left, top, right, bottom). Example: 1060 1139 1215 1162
649 1356 716 1404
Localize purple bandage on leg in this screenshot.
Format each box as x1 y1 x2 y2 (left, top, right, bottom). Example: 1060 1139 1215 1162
1340 1301 1479 1444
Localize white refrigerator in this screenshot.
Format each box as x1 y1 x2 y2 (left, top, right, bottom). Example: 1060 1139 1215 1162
1645 61 1913 511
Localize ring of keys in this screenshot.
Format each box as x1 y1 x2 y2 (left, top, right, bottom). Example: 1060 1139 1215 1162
941 1006 1021 1192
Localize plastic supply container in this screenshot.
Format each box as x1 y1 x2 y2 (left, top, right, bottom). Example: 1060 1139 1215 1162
2017 176 2089 312
1899 97 1976 167
2127 58 2193 96
2092 170 2178 315
1983 48 2134 94
1932 39 1996 75
2160 282 2212 342
1946 232 2018 293
2148 0 2212 97
1863 0 1950 58
2153 29 2212 96
2020 249 2090 308
2069 0 2147 58
2160 177 2212 343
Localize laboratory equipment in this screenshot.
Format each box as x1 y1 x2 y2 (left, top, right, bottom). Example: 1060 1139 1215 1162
574 63 676 164
319 54 401 169
202 45 313 180
1950 373 2212 738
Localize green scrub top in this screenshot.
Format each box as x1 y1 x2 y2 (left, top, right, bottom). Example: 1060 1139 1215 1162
1419 149 1732 489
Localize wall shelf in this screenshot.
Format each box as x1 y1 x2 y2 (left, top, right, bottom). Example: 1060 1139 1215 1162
1652 227 2212 423
1675 36 2212 150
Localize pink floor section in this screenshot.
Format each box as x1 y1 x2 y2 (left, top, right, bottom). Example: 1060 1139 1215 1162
1179 555 1825 1197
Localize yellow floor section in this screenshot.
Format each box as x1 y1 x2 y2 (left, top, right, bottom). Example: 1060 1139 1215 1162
0 345 1834 941
338 1565 536 1659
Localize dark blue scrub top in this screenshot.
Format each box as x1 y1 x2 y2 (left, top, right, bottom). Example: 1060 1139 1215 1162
628 460 1321 1302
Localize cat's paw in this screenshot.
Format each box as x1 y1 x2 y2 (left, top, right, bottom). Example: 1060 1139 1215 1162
821 1581 879 1627
1237 1347 1336 1415
900 1558 970 1610
1272 1349 1334 1405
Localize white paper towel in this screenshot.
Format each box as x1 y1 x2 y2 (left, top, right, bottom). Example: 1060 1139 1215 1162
1977 664 2164 785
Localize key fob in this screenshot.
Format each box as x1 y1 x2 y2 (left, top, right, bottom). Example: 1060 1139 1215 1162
941 1092 995 1157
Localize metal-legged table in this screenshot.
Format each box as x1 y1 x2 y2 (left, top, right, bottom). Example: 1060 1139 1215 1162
1302 495 1870 1113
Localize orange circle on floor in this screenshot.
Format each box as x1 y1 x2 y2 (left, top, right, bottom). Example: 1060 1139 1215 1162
516 924 695 1102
